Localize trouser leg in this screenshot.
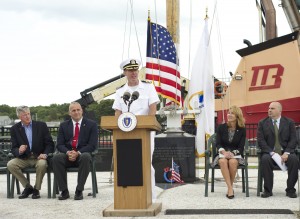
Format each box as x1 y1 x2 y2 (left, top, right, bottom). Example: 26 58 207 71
261 153 274 193
52 153 68 191
286 153 299 193
7 158 31 188
76 153 91 191
34 159 47 190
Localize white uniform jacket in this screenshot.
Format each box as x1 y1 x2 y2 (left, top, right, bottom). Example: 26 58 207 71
112 80 160 115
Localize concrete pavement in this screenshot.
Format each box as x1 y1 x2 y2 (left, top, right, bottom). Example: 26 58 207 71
0 157 299 219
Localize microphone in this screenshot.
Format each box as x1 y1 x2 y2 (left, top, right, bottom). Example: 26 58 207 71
122 92 131 104
128 91 139 112
131 91 139 101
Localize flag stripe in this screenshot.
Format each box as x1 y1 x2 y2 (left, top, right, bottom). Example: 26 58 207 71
146 20 181 106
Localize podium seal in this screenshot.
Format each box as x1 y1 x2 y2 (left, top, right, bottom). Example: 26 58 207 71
117 112 137 132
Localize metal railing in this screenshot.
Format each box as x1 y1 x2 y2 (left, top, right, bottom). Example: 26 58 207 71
1 122 299 151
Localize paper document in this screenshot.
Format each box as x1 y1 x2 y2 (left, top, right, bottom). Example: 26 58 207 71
272 153 287 171
219 154 241 159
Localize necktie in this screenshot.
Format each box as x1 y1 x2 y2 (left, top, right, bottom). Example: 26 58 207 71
273 120 281 154
72 122 79 151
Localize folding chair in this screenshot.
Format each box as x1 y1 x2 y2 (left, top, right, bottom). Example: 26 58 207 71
52 150 98 198
204 133 250 197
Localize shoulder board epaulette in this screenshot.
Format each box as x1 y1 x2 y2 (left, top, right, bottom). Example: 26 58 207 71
141 80 151 83
116 84 125 90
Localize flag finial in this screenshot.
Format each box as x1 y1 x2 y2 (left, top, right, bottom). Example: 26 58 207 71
205 7 209 19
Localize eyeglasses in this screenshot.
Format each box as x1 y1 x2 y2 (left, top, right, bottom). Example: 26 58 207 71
20 113 31 118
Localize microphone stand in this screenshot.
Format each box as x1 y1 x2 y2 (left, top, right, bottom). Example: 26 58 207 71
127 100 133 112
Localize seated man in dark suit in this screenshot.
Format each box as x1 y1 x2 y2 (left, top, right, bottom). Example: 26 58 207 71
257 102 299 198
52 102 98 200
7 105 54 199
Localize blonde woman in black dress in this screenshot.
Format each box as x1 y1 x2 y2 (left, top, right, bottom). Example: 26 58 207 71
213 105 246 199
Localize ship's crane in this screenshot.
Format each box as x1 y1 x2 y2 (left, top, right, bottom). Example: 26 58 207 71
75 68 201 110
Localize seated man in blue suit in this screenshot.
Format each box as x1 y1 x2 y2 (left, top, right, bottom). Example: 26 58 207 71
52 102 98 200
8 105 54 199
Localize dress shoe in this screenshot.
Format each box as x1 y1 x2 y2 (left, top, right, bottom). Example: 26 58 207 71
19 186 34 199
261 192 273 198
226 190 234 199
74 190 83 200
58 190 70 200
286 192 297 198
32 189 40 199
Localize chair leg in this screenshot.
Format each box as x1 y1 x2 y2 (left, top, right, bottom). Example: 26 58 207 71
7 169 11 198
211 169 215 192
257 164 262 196
47 170 51 199
204 166 209 197
245 167 249 197
16 179 20 194
26 172 30 184
91 163 97 198
52 175 57 198
11 175 15 198
242 169 245 193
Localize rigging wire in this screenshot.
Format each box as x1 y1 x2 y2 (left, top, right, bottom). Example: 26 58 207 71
187 0 193 81
214 2 226 123
127 0 133 58
129 0 144 65
121 0 130 75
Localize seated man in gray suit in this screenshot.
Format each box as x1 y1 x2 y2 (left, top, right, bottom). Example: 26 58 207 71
257 102 299 198
52 102 98 200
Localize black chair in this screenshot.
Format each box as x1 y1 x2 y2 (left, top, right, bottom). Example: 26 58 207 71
204 133 250 197
52 150 98 198
0 137 13 198
7 153 52 199
257 126 300 196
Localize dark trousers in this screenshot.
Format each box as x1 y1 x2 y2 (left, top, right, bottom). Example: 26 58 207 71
52 152 92 192
261 153 299 193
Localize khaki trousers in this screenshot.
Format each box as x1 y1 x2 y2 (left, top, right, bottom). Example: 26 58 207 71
7 156 47 190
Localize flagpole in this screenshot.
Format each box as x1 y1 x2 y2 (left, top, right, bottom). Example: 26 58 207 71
171 157 173 186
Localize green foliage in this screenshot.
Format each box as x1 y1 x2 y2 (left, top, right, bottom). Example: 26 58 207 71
0 100 115 124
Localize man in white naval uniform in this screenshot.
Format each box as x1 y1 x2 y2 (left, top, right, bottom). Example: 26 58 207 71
112 58 160 202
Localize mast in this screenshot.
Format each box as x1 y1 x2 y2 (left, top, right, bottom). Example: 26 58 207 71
166 0 179 44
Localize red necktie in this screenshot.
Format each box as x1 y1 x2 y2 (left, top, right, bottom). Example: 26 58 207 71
72 122 79 151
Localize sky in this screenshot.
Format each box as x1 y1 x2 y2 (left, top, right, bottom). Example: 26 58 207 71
0 0 291 107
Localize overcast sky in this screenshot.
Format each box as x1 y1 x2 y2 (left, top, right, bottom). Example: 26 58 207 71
0 0 290 107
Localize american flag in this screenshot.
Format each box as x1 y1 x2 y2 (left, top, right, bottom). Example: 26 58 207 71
146 19 181 106
171 160 184 183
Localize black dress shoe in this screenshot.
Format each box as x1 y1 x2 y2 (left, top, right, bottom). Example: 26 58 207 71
19 186 34 199
58 190 70 200
226 190 234 199
74 190 83 200
286 192 297 198
32 189 40 199
261 192 273 198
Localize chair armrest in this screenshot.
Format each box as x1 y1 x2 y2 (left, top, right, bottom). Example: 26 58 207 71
204 150 210 157
8 153 14 159
256 148 262 154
